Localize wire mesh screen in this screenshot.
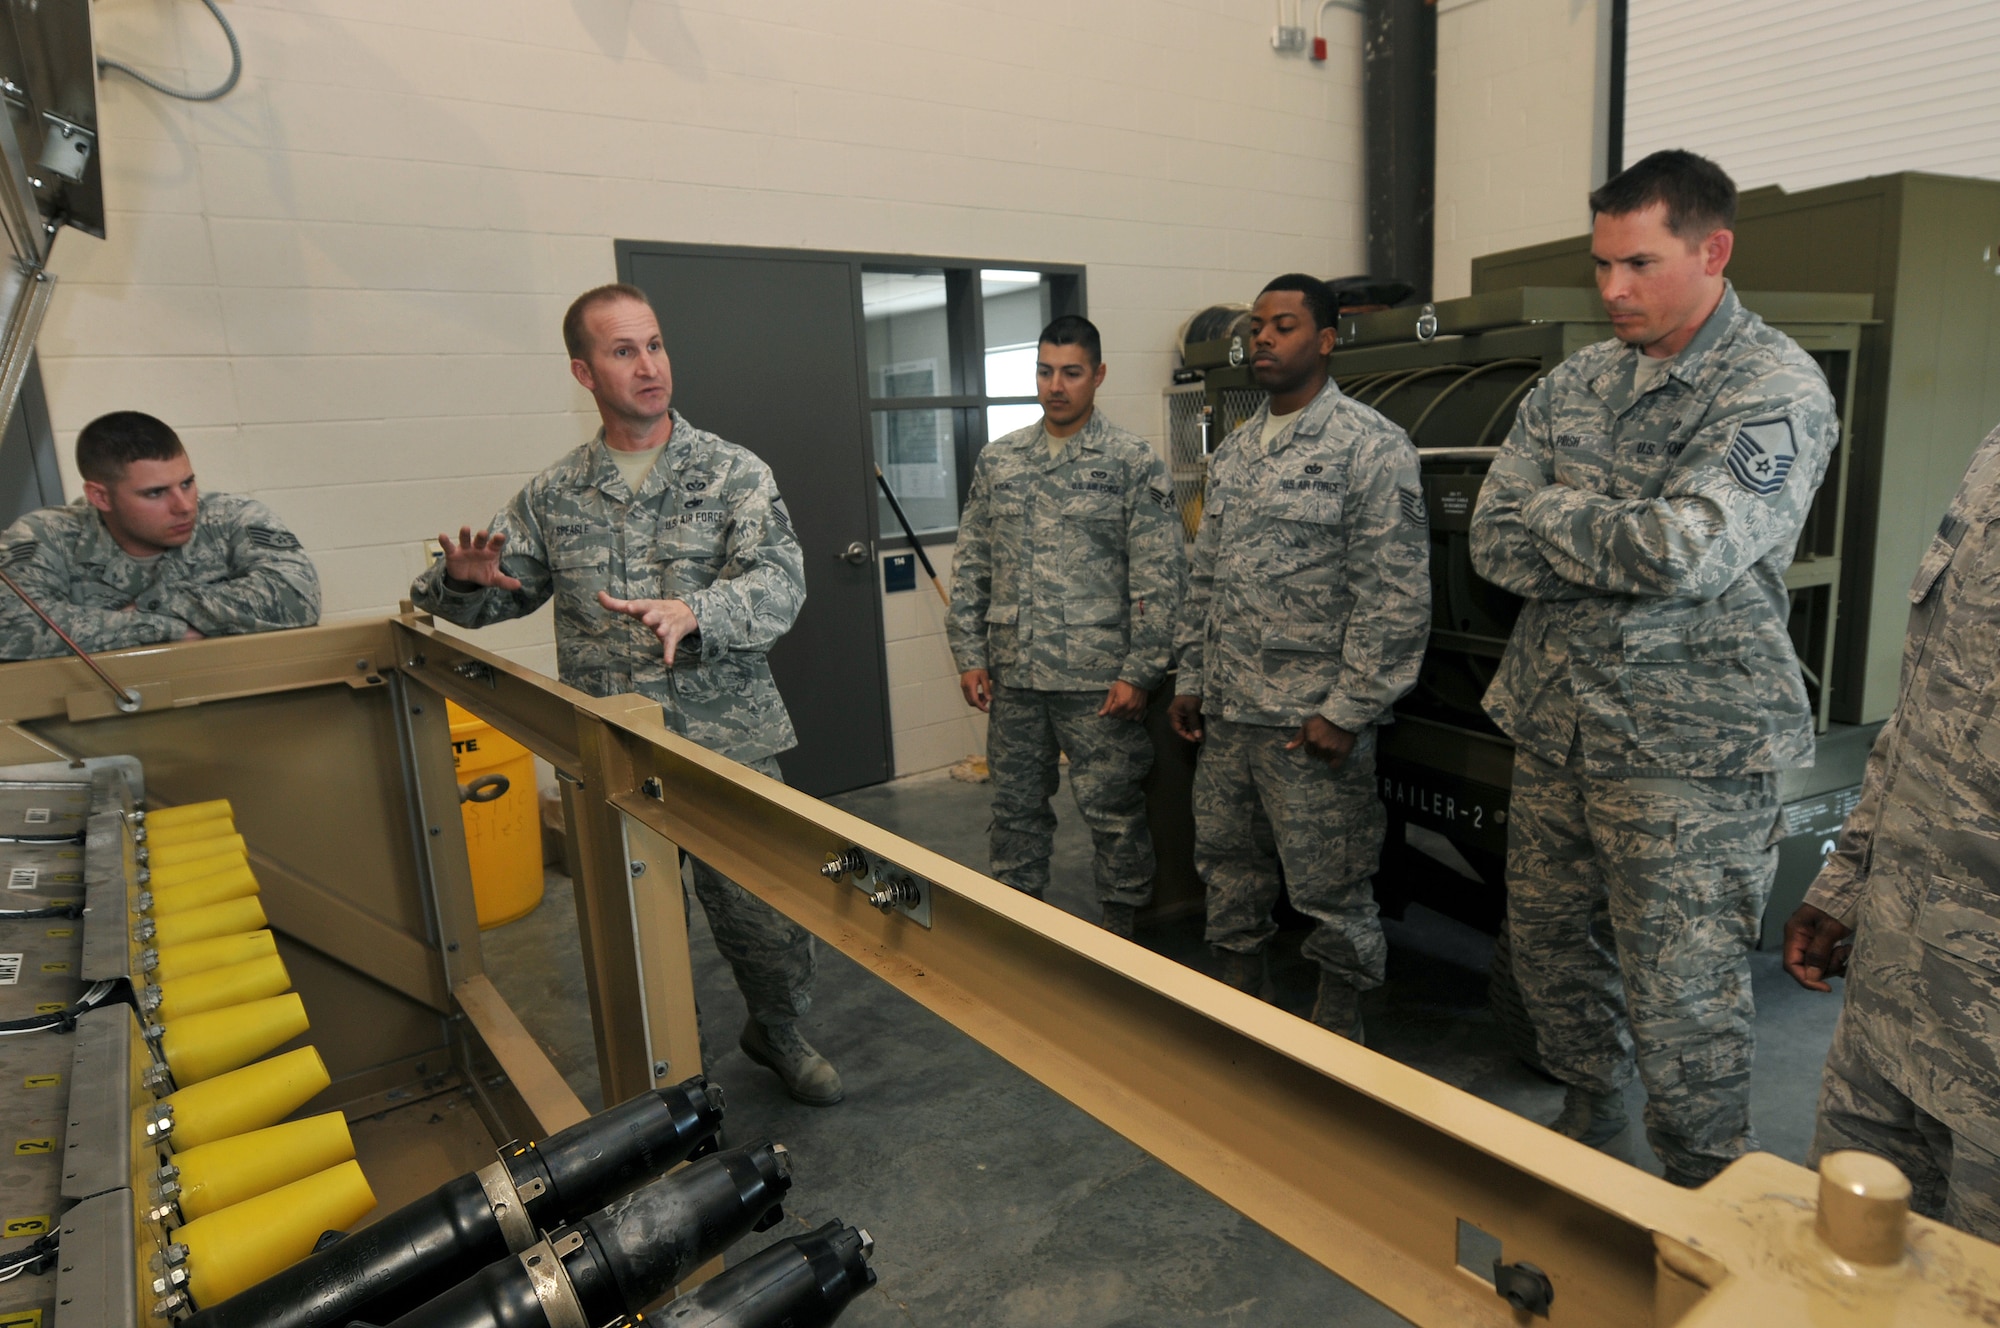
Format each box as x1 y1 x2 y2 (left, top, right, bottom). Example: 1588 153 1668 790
1164 384 1269 540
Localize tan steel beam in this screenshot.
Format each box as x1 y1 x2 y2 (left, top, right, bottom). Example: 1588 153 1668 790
390 618 588 778
0 620 397 725
455 973 590 1135
563 698 667 1107
552 690 2000 1328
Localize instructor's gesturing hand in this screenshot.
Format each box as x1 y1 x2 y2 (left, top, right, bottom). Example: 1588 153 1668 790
599 593 700 665
437 527 524 591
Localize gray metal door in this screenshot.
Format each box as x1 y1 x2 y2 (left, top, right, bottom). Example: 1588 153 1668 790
620 247 892 796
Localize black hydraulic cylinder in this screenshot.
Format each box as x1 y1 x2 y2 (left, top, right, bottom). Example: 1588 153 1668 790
182 1077 726 1328
378 1143 794 1328
651 1221 875 1328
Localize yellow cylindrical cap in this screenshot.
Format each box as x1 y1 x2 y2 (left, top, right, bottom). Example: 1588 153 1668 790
160 993 310 1085
154 955 292 1023
150 853 251 891
180 1161 377 1306
151 833 248 870
148 799 234 830
150 897 268 950
153 932 278 984
147 817 238 850
162 1047 329 1150
174 1111 355 1220
149 865 259 917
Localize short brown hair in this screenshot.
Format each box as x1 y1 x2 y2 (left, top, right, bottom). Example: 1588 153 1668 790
1588 150 1737 243
562 283 654 360
76 411 185 485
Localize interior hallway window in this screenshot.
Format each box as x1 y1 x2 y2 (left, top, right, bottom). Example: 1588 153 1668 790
862 264 1082 543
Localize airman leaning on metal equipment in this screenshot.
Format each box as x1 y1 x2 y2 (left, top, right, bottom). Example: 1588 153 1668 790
1468 151 1840 1184
1169 273 1430 1042
410 283 841 1107
0 410 321 660
947 315 1187 938
1784 420 2000 1240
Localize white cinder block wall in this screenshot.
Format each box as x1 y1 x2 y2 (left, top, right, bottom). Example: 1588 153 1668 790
1433 0 1605 299
45 0 1368 776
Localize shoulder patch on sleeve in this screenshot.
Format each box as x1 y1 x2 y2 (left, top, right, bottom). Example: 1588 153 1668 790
769 497 795 538
1399 487 1427 526
1725 416 1798 496
1 539 36 566
244 526 302 551
1149 481 1174 513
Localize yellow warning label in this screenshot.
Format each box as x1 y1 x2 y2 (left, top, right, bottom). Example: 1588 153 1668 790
1 1214 50 1237
13 1138 54 1154
32 1002 64 1014
0 1309 44 1328
22 1074 58 1089
38 962 68 974
43 928 71 939
44 898 71 906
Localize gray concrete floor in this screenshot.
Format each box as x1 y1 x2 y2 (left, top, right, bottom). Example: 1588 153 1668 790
478 769 1844 1327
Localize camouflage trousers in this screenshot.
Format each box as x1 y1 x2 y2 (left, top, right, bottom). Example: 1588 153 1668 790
1193 717 1387 989
1813 1002 2000 1242
1505 745 1779 1183
987 683 1156 905
687 755 816 1026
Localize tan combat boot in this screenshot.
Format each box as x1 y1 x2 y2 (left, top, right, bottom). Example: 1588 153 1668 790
739 1019 844 1106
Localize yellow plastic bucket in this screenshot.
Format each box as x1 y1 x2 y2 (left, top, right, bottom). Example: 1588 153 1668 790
447 701 544 929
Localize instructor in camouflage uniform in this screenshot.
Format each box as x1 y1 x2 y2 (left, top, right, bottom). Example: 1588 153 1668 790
411 283 841 1107
947 315 1186 938
1469 151 1839 1184
0 410 319 659
1169 274 1430 1041
1784 421 2000 1240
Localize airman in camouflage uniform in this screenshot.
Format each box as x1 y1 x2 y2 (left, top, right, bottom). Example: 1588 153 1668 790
1471 152 1840 1183
1784 421 2000 1240
0 411 319 660
947 317 1186 936
414 283 838 1105
1172 276 1430 1040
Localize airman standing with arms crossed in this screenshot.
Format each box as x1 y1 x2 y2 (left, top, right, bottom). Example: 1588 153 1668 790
947 315 1186 937
1170 273 1431 1040
411 284 841 1107
1469 151 1840 1183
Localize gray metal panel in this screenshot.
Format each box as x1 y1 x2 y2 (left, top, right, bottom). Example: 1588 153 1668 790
0 353 63 523
79 805 134 983
61 1005 135 1200
53 1188 140 1328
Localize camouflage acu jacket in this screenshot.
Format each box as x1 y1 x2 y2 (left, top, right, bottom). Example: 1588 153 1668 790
410 414 805 764
1470 284 1839 777
0 493 320 660
1174 378 1430 732
1804 421 2000 1155
946 412 1186 692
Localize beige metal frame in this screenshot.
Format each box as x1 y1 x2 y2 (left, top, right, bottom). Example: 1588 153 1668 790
2 617 1997 1325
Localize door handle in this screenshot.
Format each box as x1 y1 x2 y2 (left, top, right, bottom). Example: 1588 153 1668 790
837 541 870 565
